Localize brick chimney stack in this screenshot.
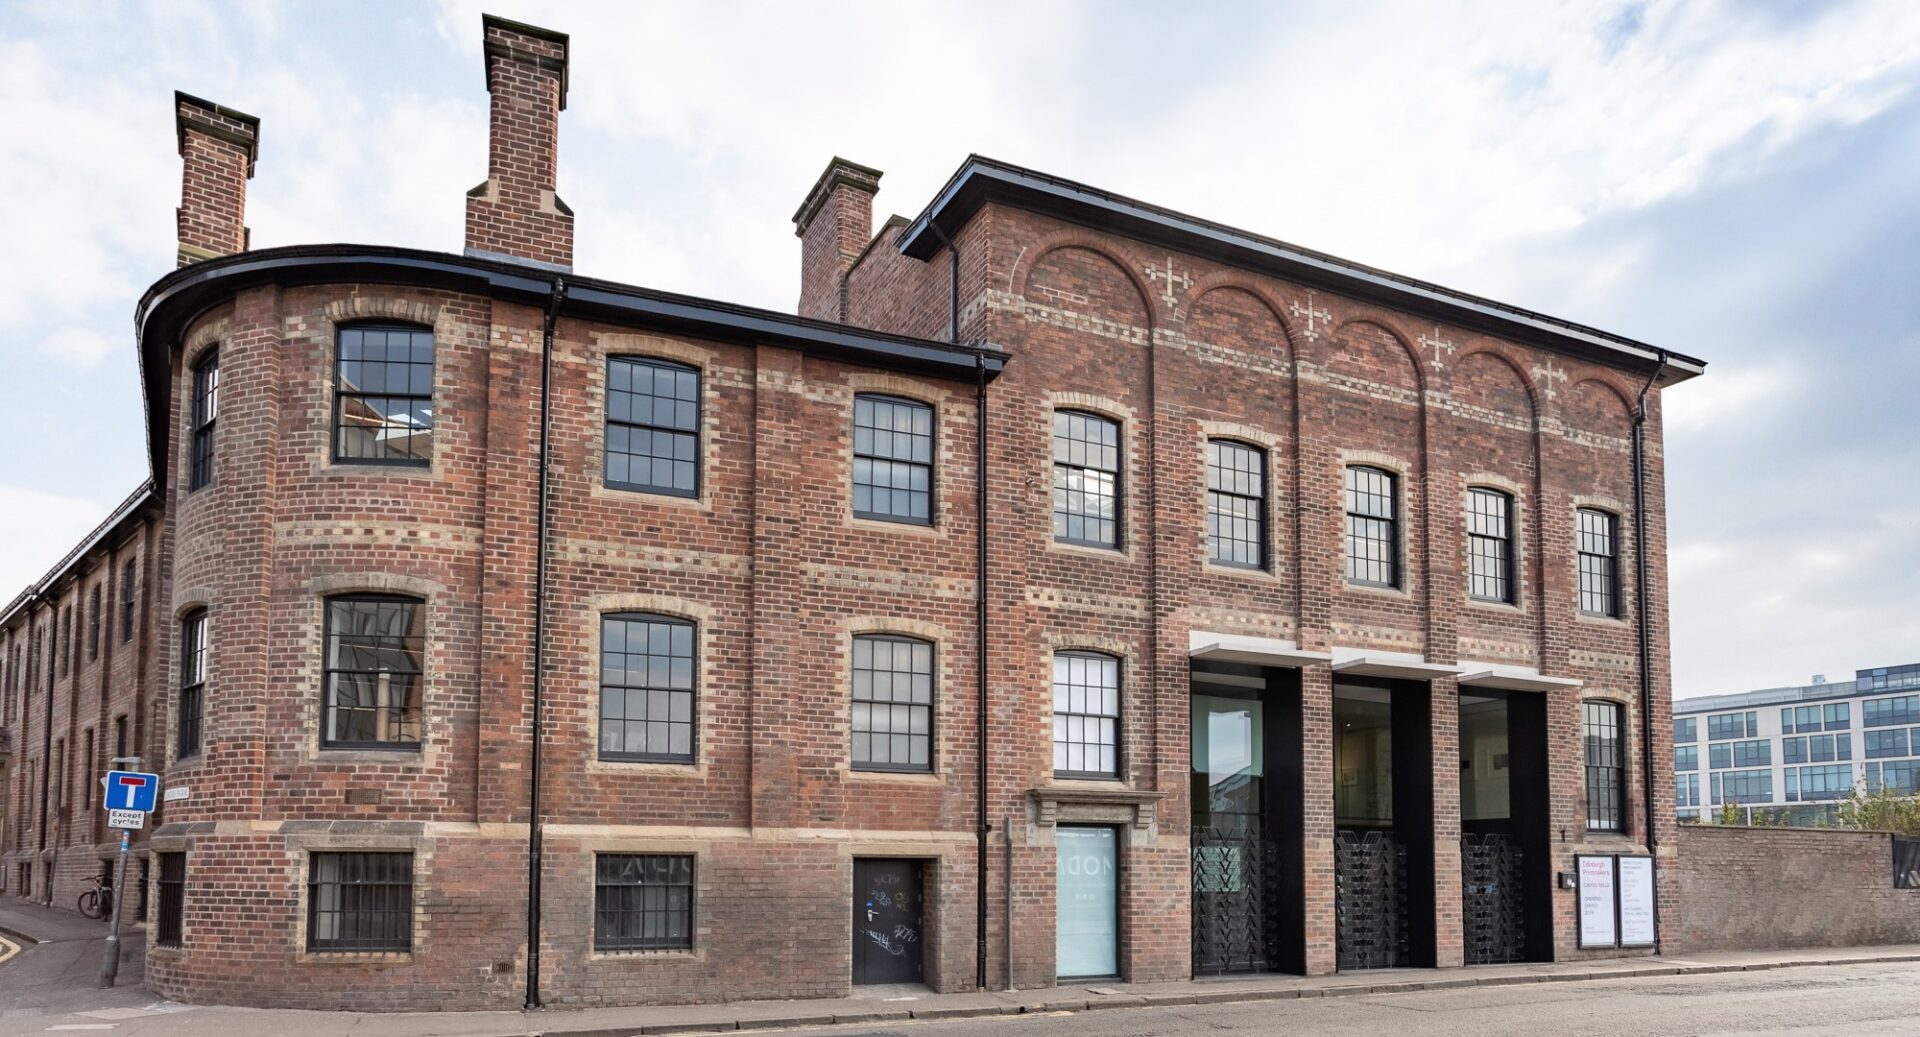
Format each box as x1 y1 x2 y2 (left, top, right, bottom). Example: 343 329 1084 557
793 157 882 322
174 92 260 268
465 14 574 271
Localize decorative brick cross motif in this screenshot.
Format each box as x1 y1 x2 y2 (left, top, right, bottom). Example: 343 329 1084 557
1143 254 1193 313
1289 291 1331 342
1419 325 1456 370
1532 358 1568 401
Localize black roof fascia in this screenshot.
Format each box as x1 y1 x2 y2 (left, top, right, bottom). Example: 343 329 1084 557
899 156 1705 383
134 245 1006 488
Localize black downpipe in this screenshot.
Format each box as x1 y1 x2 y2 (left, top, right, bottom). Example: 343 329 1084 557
1631 349 1668 951
525 277 567 1009
926 220 990 990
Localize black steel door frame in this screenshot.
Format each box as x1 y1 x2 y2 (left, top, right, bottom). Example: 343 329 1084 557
852 857 926 985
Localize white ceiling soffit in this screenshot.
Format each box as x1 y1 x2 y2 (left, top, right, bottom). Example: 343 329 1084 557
1457 663 1585 693
1188 631 1334 668
1330 647 1467 680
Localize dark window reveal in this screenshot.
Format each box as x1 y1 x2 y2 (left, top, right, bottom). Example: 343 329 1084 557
334 326 435 465
120 559 137 643
1053 651 1120 779
321 596 424 749
1206 440 1267 569
1466 488 1514 603
599 613 695 763
189 351 218 490
605 357 700 496
852 394 933 524
1583 700 1626 832
851 634 934 772
595 854 694 951
177 610 207 760
1053 411 1121 548
1577 509 1620 617
156 853 185 947
307 852 413 952
1345 466 1399 587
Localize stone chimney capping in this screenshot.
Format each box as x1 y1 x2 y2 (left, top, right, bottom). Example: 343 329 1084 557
174 91 260 268
464 13 574 271
793 157 882 322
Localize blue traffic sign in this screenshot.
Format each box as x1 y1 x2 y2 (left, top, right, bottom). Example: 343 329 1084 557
103 770 160 813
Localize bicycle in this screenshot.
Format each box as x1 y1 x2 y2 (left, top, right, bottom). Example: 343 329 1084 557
77 875 114 920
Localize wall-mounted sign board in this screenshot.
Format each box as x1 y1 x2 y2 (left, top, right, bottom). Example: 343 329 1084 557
1617 856 1656 947
1576 854 1618 948
1577 853 1657 949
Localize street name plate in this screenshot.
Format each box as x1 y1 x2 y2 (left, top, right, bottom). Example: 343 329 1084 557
108 809 145 830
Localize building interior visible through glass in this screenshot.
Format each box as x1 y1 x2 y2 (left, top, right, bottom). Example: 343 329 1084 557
1460 692 1513 822
1334 684 1393 826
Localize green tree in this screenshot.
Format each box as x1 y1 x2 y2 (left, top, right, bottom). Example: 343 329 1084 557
1834 784 1920 836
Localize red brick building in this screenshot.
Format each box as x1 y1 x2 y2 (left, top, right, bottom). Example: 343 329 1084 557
0 14 1704 1011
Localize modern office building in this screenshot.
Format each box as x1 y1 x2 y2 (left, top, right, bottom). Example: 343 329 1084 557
1673 663 1920 824
1 14 1704 1011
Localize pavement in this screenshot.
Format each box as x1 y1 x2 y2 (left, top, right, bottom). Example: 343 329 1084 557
4 897 1920 1037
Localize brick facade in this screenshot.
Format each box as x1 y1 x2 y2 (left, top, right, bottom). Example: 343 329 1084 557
1669 826 1920 951
1 12 1708 1012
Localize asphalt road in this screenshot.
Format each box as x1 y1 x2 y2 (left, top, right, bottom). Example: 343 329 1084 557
802 962 1920 1037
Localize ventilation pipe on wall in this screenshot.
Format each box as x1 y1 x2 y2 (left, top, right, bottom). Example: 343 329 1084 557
1631 348 1669 951
525 276 567 1009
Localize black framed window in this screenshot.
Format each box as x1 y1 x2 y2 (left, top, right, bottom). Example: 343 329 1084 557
1825 702 1850 730
156 853 185 948
1205 439 1266 569
1719 768 1772 804
1782 736 1807 764
1576 508 1619 617
1707 710 1757 740
1673 717 1697 743
1053 411 1120 548
1053 651 1119 779
321 596 424 749
87 586 101 661
1466 488 1514 603
852 394 933 524
852 634 933 772
1866 729 1909 758
333 325 435 465
177 609 206 760
307 852 412 952
1731 739 1771 768
1864 695 1920 728
1708 742 1732 770
120 559 137 643
58 606 70 676
605 357 699 496
599 613 695 763
189 350 218 490
595 854 693 951
1583 700 1625 832
1674 744 1698 771
1345 466 1399 587
114 715 128 760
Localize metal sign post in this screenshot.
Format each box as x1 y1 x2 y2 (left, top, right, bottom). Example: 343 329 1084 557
98 759 152 989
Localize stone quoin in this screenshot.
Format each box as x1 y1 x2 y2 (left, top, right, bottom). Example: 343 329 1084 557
0 12 1704 1011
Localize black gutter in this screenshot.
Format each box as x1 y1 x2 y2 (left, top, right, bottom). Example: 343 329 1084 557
1631 350 1669 951
133 245 1007 491
36 595 53 897
926 218 991 991
898 157 1706 383
525 277 566 1009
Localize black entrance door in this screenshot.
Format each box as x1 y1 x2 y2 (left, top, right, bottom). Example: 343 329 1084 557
1459 690 1552 964
1333 679 1436 971
853 859 924 984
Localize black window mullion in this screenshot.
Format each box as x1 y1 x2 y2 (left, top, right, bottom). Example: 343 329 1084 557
177 610 206 759
1577 509 1620 617
1345 466 1399 587
1053 411 1121 549
852 634 934 772
1052 651 1120 779
1206 440 1267 569
1466 487 1513 603
189 351 218 491
333 326 436 466
852 394 934 524
321 596 425 750
595 853 694 951
307 852 413 952
599 613 696 763
1583 700 1625 832
156 852 186 947
605 357 701 497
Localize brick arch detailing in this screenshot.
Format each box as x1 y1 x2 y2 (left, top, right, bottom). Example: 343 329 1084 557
306 573 449 600
1047 391 1137 425
1041 631 1132 662
1338 447 1417 479
1460 471 1527 498
1181 278 1296 362
1326 317 1425 397
593 332 716 370
170 588 217 618
1011 231 1156 337
842 371 957 408
586 593 718 624
842 615 954 644
1570 493 1631 517
183 311 231 366
321 295 442 329
1449 349 1540 430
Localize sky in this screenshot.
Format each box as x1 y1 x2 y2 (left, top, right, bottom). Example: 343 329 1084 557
1 0 1916 699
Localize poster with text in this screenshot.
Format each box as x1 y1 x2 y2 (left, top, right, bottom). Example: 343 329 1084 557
1577 854 1618 948
1617 856 1657 947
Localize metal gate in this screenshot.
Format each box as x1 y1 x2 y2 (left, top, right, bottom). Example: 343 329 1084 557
1335 828 1407 970
1461 831 1527 965
1191 827 1281 974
